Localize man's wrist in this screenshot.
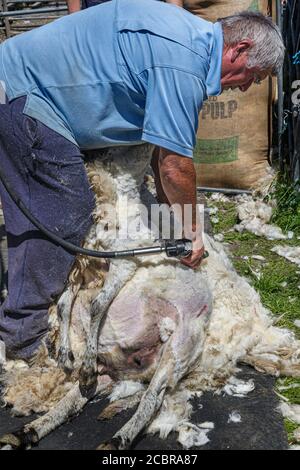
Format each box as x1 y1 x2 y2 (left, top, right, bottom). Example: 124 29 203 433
185 224 203 241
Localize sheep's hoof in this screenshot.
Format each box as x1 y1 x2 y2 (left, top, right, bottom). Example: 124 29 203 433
0 433 21 450
0 366 6 402
0 362 7 386
0 428 39 450
97 442 117 451
57 348 75 374
96 437 121 450
79 365 98 398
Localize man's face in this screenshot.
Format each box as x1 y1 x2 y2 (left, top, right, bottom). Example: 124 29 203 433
221 40 270 92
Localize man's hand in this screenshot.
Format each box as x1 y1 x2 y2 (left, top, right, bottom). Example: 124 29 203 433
166 0 184 6
180 240 205 270
155 147 205 269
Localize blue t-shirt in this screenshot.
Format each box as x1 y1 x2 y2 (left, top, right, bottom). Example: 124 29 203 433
0 0 223 157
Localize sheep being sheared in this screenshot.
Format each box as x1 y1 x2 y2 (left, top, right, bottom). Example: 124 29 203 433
0 144 299 451
0 143 212 450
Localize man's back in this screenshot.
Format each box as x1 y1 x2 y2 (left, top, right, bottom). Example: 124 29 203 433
0 0 222 154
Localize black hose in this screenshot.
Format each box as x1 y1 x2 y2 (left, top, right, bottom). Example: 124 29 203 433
0 166 165 259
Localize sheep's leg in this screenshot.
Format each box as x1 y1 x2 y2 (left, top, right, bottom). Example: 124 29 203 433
0 340 5 374
0 340 6 399
97 300 210 450
57 284 80 373
79 260 136 396
243 353 300 378
98 348 171 450
0 377 112 450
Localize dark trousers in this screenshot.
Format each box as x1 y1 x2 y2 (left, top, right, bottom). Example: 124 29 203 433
0 97 95 359
81 0 110 8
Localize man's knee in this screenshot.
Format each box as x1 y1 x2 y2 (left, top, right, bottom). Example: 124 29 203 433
0 305 48 360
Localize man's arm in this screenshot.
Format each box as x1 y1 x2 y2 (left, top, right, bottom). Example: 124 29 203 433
166 0 184 7
66 0 81 14
155 147 205 269
151 146 170 205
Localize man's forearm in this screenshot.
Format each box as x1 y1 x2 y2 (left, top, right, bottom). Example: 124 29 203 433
158 148 199 239
158 148 204 269
151 147 170 205
66 0 81 13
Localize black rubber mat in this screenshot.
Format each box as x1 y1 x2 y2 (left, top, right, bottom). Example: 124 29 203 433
0 365 287 450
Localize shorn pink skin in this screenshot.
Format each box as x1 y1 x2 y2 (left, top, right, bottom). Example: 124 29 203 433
98 264 211 381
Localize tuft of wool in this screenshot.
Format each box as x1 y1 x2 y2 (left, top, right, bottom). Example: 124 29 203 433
214 233 224 242
271 246 300 267
279 402 300 425
209 193 231 203
198 421 214 429
177 423 211 449
222 377 255 398
108 380 145 402
293 427 300 443
147 390 214 448
235 199 290 240
147 390 193 439
159 317 176 343
3 366 73 416
227 411 242 423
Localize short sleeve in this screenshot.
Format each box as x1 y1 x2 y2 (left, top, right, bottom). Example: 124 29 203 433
141 67 205 157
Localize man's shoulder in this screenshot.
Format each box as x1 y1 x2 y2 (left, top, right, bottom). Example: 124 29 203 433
115 0 214 55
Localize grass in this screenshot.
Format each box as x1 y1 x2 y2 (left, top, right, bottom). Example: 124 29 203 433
276 378 300 405
207 178 300 444
269 176 300 236
284 419 299 444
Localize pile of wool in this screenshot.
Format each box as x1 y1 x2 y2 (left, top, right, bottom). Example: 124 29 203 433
279 402 300 425
234 198 293 241
146 389 214 449
279 402 300 446
271 246 300 268
1 346 73 416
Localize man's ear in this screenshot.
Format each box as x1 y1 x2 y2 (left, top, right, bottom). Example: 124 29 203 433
231 39 254 63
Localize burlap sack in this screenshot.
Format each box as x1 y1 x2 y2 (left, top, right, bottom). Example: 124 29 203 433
184 0 273 189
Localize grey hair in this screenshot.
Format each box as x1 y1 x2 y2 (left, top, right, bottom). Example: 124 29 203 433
218 11 285 75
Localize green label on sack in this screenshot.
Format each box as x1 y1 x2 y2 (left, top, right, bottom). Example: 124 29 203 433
248 0 259 12
194 136 239 164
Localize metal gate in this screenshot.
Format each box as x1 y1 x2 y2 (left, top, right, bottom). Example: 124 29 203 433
279 0 300 182
0 1 67 38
